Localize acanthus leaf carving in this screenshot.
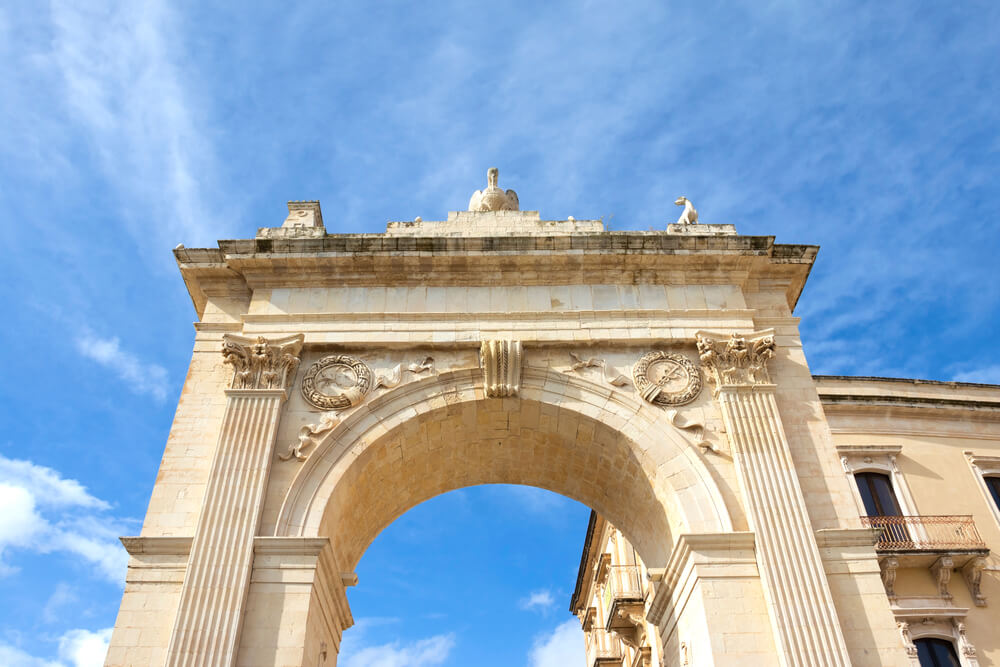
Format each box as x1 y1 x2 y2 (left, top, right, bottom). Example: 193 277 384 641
481 340 522 398
222 334 304 391
695 330 776 391
566 352 629 387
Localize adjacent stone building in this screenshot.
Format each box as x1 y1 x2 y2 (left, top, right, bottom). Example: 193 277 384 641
105 170 1000 666
571 373 1000 666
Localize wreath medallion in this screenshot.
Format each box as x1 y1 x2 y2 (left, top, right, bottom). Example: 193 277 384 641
301 354 374 410
632 351 702 406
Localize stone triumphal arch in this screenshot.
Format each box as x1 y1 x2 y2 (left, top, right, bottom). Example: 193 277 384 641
106 171 913 666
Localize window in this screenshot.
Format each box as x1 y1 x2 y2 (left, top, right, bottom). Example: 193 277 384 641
855 472 902 517
984 476 1000 512
965 451 1000 528
838 445 920 519
914 637 960 667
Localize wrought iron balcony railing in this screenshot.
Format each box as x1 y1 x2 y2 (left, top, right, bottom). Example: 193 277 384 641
860 515 987 552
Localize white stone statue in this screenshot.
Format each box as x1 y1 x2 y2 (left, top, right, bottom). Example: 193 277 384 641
469 167 519 211
674 196 698 225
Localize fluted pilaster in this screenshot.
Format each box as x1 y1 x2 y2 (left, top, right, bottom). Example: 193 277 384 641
697 331 851 667
165 334 303 667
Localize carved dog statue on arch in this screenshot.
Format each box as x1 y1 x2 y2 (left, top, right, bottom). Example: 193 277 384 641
674 196 698 225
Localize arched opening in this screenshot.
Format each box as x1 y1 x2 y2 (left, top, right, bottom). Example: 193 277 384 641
336 484 592 665
257 367 734 664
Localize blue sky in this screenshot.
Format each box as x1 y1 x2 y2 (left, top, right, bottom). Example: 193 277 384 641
1 1 998 665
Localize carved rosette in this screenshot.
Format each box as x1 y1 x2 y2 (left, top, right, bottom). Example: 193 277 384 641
632 351 702 406
301 354 375 410
481 339 522 398
222 334 304 391
695 330 776 391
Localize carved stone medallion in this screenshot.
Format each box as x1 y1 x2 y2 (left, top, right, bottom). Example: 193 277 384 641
632 351 702 406
301 354 374 410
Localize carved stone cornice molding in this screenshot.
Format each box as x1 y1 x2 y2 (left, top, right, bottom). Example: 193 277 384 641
695 329 776 392
222 334 304 391
481 340 522 398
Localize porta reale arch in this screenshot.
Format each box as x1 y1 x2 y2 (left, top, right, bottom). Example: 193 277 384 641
105 189 907 666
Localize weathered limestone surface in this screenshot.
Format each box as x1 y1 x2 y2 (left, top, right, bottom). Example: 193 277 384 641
105 183 1000 667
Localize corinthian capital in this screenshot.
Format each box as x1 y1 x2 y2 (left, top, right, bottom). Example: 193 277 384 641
222 334 305 391
695 330 776 390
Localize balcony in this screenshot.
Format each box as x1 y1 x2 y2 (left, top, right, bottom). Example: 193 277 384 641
604 565 646 647
861 515 987 553
585 628 622 667
860 515 989 605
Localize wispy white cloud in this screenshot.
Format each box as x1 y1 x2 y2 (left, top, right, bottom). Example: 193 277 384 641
493 485 573 515
57 628 112 667
48 0 232 251
0 458 109 510
340 634 455 667
528 620 584 667
75 331 168 401
0 455 130 584
43 583 78 624
0 642 61 667
953 365 1000 385
0 627 111 667
519 590 556 613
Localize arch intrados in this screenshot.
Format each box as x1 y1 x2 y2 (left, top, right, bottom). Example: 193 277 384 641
274 367 733 569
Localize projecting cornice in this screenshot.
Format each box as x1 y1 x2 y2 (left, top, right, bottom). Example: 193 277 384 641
174 231 817 319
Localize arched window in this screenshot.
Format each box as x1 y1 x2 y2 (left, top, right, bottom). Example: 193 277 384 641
913 637 960 666
984 475 1000 512
854 472 902 517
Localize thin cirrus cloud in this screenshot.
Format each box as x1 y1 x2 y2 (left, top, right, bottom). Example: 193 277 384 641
47 0 232 253
0 454 132 585
75 331 169 402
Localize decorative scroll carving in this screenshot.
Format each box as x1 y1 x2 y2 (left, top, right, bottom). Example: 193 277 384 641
480 340 522 398
955 621 978 659
666 409 717 453
374 357 435 389
222 334 304 390
931 556 954 599
880 557 899 600
567 352 629 387
695 330 776 391
633 351 702 406
468 167 519 211
897 622 918 658
674 196 698 225
963 557 987 607
279 412 340 462
302 354 374 410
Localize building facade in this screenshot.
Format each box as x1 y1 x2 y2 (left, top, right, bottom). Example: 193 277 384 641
105 171 999 666
571 376 1000 666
